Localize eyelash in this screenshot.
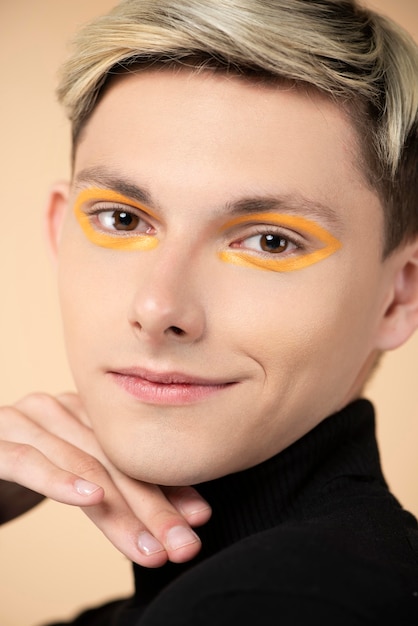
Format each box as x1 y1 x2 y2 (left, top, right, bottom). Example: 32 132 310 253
235 225 305 256
86 204 155 234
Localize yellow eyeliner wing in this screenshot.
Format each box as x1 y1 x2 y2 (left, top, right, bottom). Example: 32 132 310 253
218 212 342 272
74 187 159 251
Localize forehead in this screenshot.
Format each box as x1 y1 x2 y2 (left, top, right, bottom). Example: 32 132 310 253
77 68 362 161
73 69 381 238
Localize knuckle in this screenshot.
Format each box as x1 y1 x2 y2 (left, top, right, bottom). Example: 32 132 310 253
57 392 79 404
71 454 104 479
15 392 55 413
150 506 180 528
56 393 89 425
8 442 36 470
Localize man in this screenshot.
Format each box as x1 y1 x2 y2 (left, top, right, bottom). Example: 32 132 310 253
1 0 418 623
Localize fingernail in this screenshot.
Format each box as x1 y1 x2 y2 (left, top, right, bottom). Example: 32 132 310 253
74 479 101 496
166 526 200 551
138 532 164 556
179 496 211 517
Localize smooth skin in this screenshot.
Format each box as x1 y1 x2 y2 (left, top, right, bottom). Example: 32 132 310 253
50 70 418 488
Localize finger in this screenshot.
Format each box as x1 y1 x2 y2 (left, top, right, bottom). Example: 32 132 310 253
16 394 207 562
11 430 170 566
13 394 208 564
107 475 205 564
0 405 104 507
7 434 170 567
15 393 94 442
0 438 169 566
37 436 170 566
0 440 104 507
80 497 170 568
164 486 212 527
52 397 212 541
1 405 169 565
14 395 105 468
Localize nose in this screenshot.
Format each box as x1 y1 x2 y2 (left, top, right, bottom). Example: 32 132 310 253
128 246 206 345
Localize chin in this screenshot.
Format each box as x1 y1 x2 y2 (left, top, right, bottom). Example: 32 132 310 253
106 444 237 486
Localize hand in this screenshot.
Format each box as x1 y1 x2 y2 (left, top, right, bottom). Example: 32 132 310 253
0 393 211 567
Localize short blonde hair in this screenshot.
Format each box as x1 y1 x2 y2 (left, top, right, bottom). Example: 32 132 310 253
57 0 418 255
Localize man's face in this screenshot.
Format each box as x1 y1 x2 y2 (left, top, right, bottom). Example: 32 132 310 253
54 70 397 485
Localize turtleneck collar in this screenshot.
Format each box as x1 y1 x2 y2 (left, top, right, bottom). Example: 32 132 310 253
132 399 385 603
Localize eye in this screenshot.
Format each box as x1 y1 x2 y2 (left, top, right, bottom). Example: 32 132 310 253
96 209 152 233
219 211 342 272
240 231 297 254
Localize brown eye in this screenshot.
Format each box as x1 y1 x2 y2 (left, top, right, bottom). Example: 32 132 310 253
98 210 140 231
112 211 139 230
260 234 288 253
239 232 295 255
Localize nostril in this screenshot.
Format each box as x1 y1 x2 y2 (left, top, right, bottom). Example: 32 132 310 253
169 326 185 336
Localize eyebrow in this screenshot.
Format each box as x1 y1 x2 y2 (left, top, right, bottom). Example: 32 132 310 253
74 166 153 207
224 196 342 231
73 166 343 232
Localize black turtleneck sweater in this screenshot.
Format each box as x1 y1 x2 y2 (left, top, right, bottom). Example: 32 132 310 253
49 400 418 625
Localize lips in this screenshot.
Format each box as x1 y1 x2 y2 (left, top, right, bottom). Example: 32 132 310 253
108 367 235 405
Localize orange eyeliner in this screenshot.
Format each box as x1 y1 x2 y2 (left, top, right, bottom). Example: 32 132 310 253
74 187 159 251
219 212 342 272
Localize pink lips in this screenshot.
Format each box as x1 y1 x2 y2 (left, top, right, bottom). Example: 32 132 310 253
109 368 234 405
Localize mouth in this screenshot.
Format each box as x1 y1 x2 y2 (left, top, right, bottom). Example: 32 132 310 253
108 367 236 405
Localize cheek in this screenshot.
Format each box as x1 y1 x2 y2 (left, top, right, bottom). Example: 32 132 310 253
222 263 379 380
57 239 125 361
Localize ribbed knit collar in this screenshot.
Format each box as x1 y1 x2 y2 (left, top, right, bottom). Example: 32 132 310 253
132 399 385 603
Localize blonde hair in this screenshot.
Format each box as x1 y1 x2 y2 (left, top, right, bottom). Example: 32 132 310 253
57 0 418 254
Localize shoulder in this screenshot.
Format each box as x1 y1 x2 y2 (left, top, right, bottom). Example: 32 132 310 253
140 520 418 626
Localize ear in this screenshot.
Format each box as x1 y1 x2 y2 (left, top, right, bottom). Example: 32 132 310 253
45 181 70 261
376 240 418 351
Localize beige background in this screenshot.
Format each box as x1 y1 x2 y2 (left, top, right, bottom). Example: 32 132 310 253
0 1 417 624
